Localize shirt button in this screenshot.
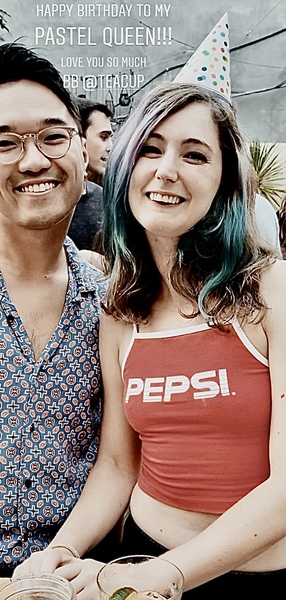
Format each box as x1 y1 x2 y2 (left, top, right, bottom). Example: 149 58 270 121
24 479 32 488
7 315 15 326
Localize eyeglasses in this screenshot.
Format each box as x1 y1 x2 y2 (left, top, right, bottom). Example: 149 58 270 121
0 126 79 164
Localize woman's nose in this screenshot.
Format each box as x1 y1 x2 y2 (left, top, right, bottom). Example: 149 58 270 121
155 151 179 183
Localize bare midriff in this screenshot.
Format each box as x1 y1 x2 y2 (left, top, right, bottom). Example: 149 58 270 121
130 483 286 572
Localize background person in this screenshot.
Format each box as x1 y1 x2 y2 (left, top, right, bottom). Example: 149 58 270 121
254 193 281 256
77 98 113 187
277 192 286 258
67 180 102 250
67 100 113 251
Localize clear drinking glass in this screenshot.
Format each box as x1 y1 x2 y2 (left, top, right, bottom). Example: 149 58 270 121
97 555 184 600
0 573 76 600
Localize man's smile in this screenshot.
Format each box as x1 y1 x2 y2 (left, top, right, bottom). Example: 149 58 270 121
15 180 59 194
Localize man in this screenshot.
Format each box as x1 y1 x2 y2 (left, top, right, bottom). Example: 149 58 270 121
0 42 109 576
77 99 113 186
67 100 113 250
67 180 102 250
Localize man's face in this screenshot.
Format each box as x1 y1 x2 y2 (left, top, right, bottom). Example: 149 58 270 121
85 110 113 182
0 79 88 231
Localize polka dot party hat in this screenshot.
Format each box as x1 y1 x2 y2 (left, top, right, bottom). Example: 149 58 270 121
173 13 231 103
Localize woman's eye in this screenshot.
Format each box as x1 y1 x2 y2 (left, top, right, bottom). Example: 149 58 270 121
140 145 161 156
185 151 208 163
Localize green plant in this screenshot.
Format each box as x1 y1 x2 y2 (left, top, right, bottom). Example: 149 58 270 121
0 9 10 42
249 140 286 209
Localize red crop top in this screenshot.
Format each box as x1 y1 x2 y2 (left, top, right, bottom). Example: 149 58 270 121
122 321 271 514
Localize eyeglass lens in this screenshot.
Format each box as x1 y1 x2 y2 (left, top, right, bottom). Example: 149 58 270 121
0 127 72 163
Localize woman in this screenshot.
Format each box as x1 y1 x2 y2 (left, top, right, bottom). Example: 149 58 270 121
15 83 286 596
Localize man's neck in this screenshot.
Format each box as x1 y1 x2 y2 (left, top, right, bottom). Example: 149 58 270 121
0 221 69 279
88 171 103 187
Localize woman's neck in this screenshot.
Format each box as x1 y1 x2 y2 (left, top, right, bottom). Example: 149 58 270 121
146 233 177 283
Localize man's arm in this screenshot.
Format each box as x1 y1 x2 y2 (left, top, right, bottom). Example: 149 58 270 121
14 314 140 580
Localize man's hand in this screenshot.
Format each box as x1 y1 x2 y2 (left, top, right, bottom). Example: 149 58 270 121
13 552 104 600
13 547 76 577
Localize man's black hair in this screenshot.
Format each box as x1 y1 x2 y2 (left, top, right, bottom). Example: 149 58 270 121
76 97 113 136
0 42 81 128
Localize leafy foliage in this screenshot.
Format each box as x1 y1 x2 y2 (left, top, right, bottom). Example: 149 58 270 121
249 140 286 209
0 9 10 42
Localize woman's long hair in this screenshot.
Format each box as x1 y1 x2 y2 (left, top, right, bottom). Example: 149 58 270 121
101 82 276 325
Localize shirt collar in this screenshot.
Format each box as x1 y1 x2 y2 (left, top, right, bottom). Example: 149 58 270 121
64 236 106 301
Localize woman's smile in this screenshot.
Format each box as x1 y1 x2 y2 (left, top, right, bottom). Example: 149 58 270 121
147 192 186 206
128 102 222 241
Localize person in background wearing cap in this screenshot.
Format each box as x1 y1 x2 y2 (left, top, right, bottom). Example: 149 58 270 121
15 16 286 596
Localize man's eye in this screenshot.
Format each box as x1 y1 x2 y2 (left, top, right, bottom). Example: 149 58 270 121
0 139 18 150
43 134 67 144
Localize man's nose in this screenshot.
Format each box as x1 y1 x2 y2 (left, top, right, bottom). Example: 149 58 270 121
17 138 51 172
106 138 113 152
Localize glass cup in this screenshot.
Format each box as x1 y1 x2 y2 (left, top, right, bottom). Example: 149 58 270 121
97 555 184 600
0 573 76 600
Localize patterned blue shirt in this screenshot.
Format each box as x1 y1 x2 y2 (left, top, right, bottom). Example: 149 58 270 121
0 238 106 569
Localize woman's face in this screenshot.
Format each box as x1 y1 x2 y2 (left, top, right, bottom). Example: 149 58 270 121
128 102 223 245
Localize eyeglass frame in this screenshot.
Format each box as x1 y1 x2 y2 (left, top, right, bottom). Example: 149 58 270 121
0 126 80 165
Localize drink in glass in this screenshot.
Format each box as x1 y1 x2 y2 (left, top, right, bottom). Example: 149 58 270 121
97 555 184 600
0 573 76 600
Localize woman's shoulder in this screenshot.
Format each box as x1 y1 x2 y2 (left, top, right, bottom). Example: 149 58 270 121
261 258 286 285
100 310 133 340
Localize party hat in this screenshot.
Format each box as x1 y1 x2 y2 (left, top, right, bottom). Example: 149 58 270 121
173 13 231 103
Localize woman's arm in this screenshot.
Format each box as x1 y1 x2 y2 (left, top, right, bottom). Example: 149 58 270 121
14 314 140 575
52 314 140 555
162 259 286 589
